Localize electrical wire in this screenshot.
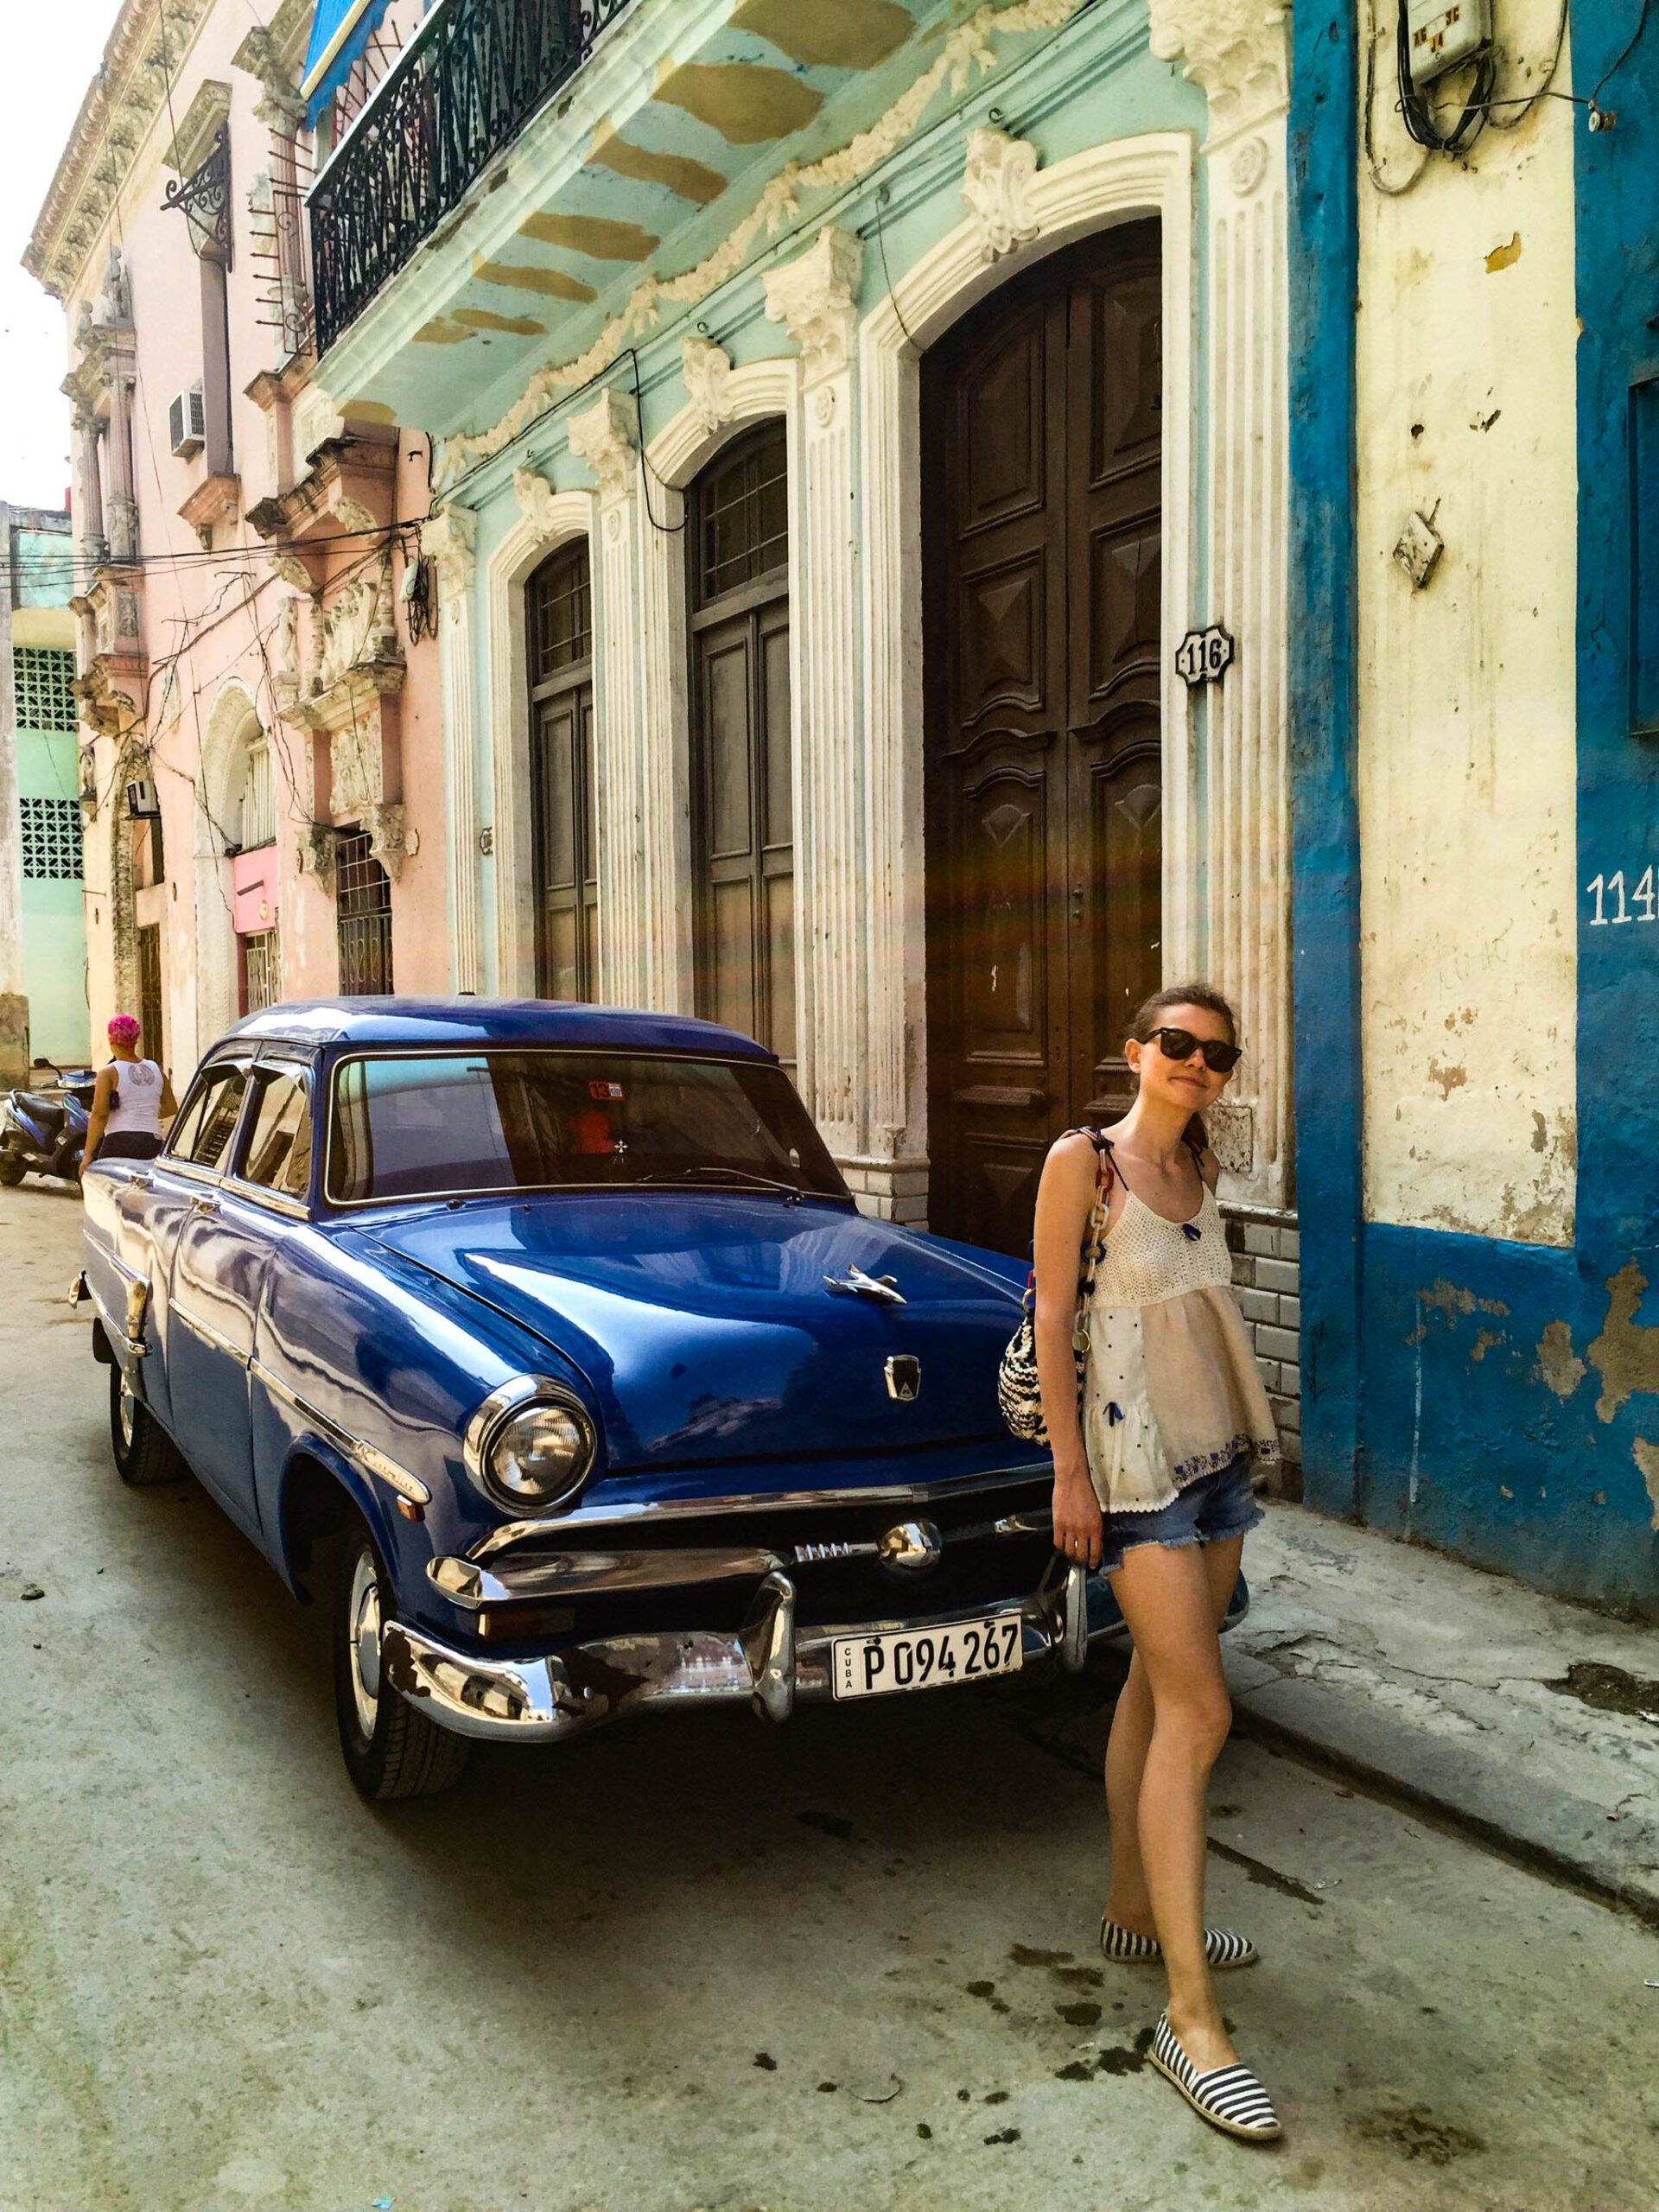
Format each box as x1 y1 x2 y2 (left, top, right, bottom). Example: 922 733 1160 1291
1363 0 1431 194
1484 0 1572 129
1397 1 1497 154
1591 0 1653 109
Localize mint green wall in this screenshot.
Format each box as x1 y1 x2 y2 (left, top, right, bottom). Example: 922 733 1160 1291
15 720 88 1066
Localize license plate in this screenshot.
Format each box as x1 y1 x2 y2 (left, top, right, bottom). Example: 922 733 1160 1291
831 1615 1023 1700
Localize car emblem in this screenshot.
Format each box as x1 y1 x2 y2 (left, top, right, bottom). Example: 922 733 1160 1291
878 1516 942 1570
824 1262 906 1305
885 1354 920 1402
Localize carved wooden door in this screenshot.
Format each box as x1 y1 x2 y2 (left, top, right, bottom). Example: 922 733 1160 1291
529 538 598 1001
923 222 1164 1254
690 422 796 1072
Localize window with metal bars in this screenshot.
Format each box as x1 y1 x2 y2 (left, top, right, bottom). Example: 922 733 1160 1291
19 797 84 880
13 648 78 734
240 739 276 849
334 829 394 995
240 927 282 1014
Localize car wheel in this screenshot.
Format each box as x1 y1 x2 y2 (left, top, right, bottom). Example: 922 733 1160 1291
333 1525 470 1802
109 1360 185 1486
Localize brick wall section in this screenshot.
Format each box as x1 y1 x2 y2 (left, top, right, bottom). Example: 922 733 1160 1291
1220 1205 1302 1500
842 1163 929 1226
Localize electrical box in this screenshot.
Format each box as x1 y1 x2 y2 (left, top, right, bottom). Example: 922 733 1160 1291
1405 0 1491 87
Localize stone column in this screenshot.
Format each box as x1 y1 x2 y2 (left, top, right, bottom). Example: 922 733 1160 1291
72 413 106 561
635 465 693 1014
569 387 649 1008
1150 0 1294 1207
105 372 139 562
422 505 480 993
763 226 864 1161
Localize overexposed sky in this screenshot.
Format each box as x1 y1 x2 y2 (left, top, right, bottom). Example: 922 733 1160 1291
0 3 125 512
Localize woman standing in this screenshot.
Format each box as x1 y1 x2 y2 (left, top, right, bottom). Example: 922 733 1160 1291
80 1015 176 1174
1033 983 1282 2142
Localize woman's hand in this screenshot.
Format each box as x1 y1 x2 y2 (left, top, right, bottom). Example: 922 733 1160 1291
1052 1458 1103 1571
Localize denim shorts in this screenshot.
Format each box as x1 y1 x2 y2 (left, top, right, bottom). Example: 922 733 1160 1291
1099 1454 1263 1577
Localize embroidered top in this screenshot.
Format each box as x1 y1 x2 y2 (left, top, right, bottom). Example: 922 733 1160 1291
1080 1171 1279 1515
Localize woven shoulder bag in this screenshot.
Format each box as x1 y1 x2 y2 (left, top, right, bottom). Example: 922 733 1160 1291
995 1128 1113 1442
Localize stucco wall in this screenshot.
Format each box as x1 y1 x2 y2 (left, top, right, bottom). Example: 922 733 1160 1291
1354 2 1578 1245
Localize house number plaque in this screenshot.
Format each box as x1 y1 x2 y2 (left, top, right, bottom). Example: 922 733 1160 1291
1174 625 1236 686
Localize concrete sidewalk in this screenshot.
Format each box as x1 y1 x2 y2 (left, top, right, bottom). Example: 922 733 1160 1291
1226 1502 1659 1925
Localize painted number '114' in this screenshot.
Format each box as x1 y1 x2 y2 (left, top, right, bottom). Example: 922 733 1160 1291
1586 869 1657 925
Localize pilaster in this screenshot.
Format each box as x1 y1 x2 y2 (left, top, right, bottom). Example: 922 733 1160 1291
569 387 650 1007
764 226 864 1159
423 505 480 993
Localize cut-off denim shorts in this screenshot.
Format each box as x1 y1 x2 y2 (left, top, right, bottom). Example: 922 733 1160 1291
1098 1452 1263 1578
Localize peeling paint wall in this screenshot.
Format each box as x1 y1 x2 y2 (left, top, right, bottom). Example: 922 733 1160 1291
1354 0 1578 1245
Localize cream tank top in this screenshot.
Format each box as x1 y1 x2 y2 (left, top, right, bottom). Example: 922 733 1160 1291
1080 1167 1280 1515
104 1058 164 1137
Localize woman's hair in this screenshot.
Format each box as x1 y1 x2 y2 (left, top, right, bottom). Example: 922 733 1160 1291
1124 982 1238 1155
107 1014 141 1046
1126 981 1238 1046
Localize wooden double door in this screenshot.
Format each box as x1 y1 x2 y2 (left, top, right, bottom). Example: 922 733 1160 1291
924 221 1166 1255
528 538 599 1001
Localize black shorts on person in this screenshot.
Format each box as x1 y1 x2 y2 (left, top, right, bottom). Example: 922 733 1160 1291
96 1132 163 1163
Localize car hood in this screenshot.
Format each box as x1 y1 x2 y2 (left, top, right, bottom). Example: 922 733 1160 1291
365 1192 1027 1471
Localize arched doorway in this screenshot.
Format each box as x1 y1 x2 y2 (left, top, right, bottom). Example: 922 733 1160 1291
687 418 794 1071
923 219 1165 1255
526 536 597 1000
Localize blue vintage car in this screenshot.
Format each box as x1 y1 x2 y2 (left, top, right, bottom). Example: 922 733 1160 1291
79 999 1247 1798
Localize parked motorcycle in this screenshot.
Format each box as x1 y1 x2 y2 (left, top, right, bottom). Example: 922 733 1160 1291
0 1059 97 1186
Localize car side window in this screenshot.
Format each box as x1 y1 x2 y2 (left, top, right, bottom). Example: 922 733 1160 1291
170 1065 250 1173
238 1067 313 1198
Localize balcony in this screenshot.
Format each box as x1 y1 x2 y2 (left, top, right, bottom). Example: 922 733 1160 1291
308 0 639 358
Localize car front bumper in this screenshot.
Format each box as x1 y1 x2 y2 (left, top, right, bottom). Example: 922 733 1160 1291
381 1560 1106 1743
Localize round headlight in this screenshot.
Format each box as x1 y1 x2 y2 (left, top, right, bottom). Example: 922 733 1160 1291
487 1396 594 1510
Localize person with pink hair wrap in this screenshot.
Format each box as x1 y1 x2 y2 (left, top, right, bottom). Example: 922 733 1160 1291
80 1015 177 1177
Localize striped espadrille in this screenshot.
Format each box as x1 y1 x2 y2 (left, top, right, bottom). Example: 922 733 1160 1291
1149 2012 1281 2141
1100 1916 1258 1970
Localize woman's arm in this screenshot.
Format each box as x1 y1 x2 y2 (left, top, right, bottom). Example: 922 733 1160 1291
160 1071 178 1118
79 1066 118 1175
1032 1132 1105 1569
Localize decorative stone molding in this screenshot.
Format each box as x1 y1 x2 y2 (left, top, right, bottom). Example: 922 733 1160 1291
423 504 477 605
267 550 315 593
316 574 395 692
763 227 862 385
359 801 410 882
164 79 232 176
512 468 563 539
681 336 736 436
961 129 1040 261
299 820 340 895
232 0 309 129
568 389 639 503
25 0 214 298
1147 0 1292 139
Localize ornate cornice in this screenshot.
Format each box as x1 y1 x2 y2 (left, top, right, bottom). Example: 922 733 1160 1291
1147 0 1291 140
763 226 862 384
681 336 736 436
423 504 479 601
568 388 639 503
26 0 213 300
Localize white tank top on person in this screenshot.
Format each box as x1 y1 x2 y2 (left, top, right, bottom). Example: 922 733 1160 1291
104 1058 163 1137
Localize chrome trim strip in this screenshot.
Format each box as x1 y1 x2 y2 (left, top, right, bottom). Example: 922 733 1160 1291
172 1302 249 1365
220 1178 309 1222
86 1276 148 1363
429 1542 785 1609
251 1358 432 1506
467 1464 1052 1561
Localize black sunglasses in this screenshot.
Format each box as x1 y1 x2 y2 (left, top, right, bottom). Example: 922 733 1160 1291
1145 1026 1243 1074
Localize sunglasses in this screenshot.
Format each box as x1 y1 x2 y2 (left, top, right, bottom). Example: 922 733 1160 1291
1145 1026 1243 1075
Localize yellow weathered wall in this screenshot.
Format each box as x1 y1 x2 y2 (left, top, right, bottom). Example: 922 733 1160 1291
1355 3 1578 1243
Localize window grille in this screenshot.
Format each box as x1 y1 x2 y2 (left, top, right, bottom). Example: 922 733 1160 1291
13 649 78 734
19 797 84 880
335 829 394 995
241 740 277 849
242 927 282 1014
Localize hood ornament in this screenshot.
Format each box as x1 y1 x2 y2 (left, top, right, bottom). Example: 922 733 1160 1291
823 1262 906 1306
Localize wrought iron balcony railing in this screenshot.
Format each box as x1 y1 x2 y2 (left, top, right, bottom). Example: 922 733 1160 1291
308 0 639 359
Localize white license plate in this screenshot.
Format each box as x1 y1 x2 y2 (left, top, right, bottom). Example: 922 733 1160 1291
831 1615 1023 1700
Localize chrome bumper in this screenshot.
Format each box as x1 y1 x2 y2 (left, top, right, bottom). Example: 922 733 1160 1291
380 1560 1096 1744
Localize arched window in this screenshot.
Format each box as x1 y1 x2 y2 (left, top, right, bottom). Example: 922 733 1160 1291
527 537 597 1001
688 420 792 1068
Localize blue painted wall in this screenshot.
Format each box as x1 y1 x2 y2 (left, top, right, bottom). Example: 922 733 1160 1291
1289 10 1659 1617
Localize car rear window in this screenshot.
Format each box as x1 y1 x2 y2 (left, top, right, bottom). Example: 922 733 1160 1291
325 1050 848 1205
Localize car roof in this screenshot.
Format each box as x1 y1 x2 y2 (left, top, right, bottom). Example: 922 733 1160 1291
212 997 777 1062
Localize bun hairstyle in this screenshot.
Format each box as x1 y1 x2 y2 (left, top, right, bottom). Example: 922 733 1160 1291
1125 982 1238 1156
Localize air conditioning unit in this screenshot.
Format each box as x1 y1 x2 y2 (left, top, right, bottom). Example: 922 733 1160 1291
168 385 206 458
126 777 161 820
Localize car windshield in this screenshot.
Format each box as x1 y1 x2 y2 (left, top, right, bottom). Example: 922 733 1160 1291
325 1050 849 1205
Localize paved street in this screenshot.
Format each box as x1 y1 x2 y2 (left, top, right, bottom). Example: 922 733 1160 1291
3 1178 1657 2212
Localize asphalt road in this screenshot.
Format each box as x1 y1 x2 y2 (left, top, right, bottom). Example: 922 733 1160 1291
3 1178 1657 2212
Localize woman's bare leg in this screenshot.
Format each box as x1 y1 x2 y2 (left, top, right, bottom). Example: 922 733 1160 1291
1103 1535 1244 1937
1105 1535 1245 2069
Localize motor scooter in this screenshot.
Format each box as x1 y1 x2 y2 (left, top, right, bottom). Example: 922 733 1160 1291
0 1059 97 1186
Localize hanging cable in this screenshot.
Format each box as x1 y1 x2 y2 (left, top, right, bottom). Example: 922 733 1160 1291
1396 1 1497 154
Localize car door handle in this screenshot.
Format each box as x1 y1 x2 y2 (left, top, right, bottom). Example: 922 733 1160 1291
189 1193 219 1216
